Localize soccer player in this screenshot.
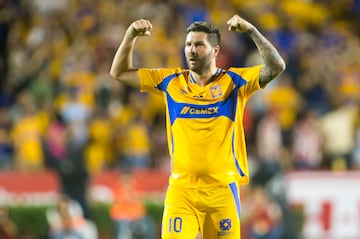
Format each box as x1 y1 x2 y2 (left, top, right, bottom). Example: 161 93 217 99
110 14 285 239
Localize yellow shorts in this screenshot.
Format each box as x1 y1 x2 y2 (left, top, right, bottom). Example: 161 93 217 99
161 182 241 239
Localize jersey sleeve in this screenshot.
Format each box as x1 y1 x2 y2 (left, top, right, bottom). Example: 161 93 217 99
230 65 263 100
138 68 179 95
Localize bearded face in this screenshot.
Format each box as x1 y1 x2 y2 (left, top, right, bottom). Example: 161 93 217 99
184 31 218 75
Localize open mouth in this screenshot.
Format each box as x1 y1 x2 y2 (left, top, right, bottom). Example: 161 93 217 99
189 57 198 63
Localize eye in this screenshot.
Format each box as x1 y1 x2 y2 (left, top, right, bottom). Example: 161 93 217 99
195 42 205 48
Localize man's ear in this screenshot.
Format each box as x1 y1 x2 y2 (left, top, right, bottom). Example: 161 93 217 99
213 45 220 57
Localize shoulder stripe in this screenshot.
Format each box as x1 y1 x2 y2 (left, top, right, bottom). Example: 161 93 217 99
226 70 247 89
156 72 183 91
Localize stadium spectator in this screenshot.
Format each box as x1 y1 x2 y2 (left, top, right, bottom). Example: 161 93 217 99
254 108 284 184
320 100 359 170
110 169 155 239
291 109 323 170
47 195 97 239
241 186 284 239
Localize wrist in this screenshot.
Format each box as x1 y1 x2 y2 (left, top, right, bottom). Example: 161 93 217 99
247 26 257 36
125 28 138 40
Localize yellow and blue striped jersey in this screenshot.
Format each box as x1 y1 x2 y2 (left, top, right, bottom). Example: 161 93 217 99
138 65 263 188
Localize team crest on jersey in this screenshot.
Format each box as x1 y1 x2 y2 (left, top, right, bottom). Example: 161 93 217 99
210 84 222 98
220 218 231 230
218 218 233 236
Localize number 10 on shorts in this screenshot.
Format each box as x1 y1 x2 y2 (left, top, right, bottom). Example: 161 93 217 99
168 217 183 232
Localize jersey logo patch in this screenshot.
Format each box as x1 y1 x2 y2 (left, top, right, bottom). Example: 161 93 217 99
180 106 218 115
218 218 233 236
219 218 231 230
210 84 222 98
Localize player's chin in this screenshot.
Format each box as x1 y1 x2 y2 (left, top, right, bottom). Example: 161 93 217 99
188 62 200 71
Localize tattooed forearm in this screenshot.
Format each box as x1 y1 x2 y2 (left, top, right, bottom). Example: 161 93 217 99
248 28 286 87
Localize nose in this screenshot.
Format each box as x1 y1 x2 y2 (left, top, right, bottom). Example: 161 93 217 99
190 45 197 54
189 44 195 52
186 44 196 55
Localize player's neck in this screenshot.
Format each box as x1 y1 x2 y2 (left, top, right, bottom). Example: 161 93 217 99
191 66 219 87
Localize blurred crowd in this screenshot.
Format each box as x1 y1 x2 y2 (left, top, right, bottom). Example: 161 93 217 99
0 0 359 238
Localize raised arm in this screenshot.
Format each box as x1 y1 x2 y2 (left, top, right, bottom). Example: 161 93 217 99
109 19 153 87
227 15 286 88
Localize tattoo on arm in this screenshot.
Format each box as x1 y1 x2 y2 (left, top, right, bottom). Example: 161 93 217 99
249 28 286 87
259 59 283 87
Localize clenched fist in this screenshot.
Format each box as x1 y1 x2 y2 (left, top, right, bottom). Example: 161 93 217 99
127 19 153 38
227 15 255 34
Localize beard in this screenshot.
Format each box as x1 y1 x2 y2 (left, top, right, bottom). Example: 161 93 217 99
186 51 213 75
